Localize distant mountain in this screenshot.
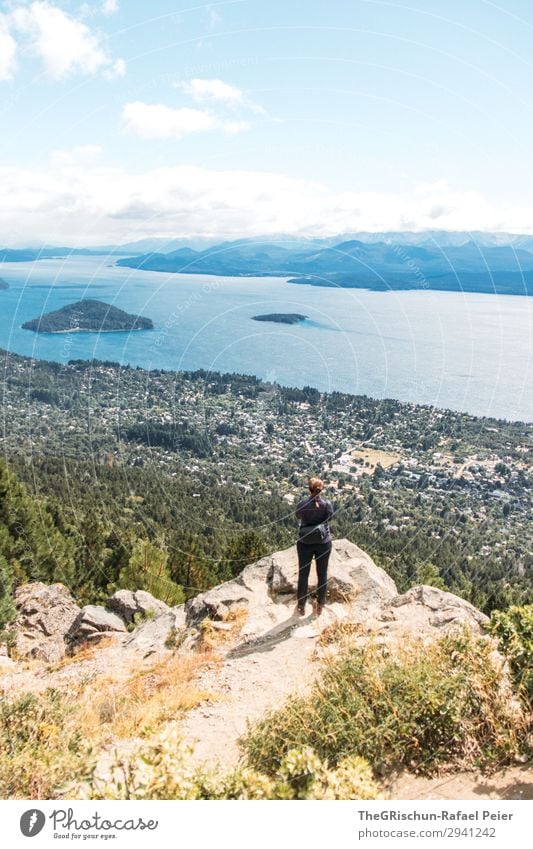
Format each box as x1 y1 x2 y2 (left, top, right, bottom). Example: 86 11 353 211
22 299 154 333
0 247 113 262
0 277 8 290
115 238 533 296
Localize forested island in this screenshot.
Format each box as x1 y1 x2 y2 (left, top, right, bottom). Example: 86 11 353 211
22 299 154 333
252 313 307 324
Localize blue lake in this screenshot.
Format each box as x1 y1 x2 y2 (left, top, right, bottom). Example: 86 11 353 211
0 255 531 422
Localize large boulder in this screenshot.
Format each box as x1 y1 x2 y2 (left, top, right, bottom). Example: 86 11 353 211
124 605 187 656
267 538 397 606
10 582 81 663
66 604 127 650
185 539 398 640
383 585 489 635
107 589 170 625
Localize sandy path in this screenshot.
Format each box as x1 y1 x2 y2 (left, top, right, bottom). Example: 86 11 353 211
385 766 533 800
179 616 323 768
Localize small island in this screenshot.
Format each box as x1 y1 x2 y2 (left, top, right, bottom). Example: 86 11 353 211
22 299 154 333
252 313 308 325
0 277 9 290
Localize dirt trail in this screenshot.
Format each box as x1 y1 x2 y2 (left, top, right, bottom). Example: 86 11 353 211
178 613 533 801
385 767 533 801
179 613 324 768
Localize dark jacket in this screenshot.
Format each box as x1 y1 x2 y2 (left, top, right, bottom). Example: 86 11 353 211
295 494 334 544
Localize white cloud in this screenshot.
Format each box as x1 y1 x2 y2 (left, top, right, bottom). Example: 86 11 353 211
0 14 17 80
122 102 218 140
50 144 103 168
178 78 244 103
122 101 250 139
176 77 267 117
9 1 124 80
0 156 530 246
101 0 119 14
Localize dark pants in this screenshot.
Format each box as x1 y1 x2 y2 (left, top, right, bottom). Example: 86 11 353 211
296 540 332 608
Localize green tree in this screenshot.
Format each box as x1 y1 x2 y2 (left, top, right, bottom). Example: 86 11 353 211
0 555 16 631
223 530 269 578
117 538 184 606
415 562 447 591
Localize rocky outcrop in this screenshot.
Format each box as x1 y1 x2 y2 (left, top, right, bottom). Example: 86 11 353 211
66 604 127 650
186 539 398 640
10 582 81 663
107 590 170 625
266 538 397 605
4 540 491 668
124 606 187 656
383 584 489 633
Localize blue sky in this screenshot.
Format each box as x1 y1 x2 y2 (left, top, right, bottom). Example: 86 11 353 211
1 0 533 244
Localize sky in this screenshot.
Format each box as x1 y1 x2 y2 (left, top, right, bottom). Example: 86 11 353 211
2 0 533 245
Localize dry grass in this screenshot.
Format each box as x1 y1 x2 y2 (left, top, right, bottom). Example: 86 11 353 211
0 649 218 798
195 607 248 652
48 637 118 671
349 448 401 471
317 620 364 647
74 653 215 743
243 630 529 778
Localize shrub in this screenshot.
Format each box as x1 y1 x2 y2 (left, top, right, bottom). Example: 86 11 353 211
81 729 380 800
242 631 527 777
488 605 533 703
0 555 16 632
0 689 88 799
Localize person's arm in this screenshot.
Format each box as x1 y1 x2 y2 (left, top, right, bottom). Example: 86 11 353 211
325 500 334 521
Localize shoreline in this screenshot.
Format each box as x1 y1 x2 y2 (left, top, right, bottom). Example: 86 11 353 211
21 326 152 334
1 345 530 426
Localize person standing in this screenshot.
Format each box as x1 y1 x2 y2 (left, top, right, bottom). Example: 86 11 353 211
295 477 334 616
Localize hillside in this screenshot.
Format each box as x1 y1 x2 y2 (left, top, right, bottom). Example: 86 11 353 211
0 540 530 800
115 238 533 296
22 298 154 333
0 350 531 615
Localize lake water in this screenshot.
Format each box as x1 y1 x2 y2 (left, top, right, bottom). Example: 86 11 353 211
0 255 531 422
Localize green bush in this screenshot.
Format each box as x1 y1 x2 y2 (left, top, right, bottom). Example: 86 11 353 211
488 605 533 703
82 728 380 800
242 632 527 777
0 555 16 632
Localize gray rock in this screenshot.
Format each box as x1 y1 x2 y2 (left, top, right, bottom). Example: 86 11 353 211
107 589 170 625
186 583 253 627
10 582 81 663
267 538 397 607
67 604 127 648
124 605 187 655
184 539 398 641
382 584 489 636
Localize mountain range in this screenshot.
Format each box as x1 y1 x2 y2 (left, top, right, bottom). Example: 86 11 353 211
3 231 533 295
115 238 533 296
